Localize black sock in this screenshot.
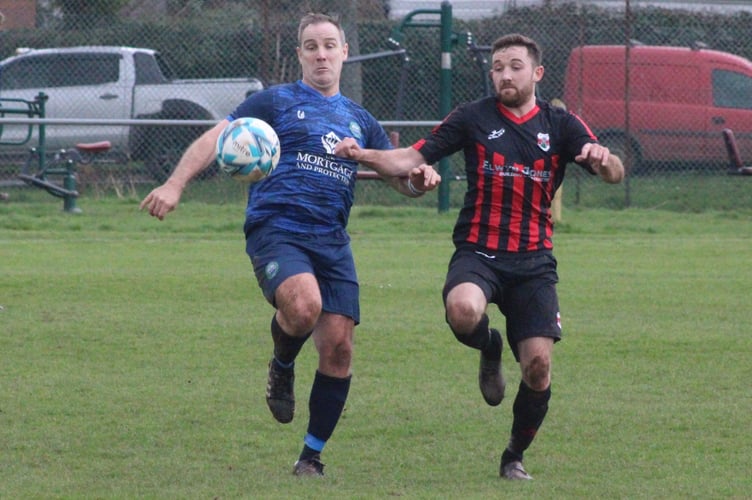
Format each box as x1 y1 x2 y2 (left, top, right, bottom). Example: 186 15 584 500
299 371 351 461
504 381 551 463
501 448 523 466
451 314 500 359
299 445 320 461
271 314 311 366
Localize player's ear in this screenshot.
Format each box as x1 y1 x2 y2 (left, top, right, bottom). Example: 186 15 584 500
534 65 544 82
342 42 349 60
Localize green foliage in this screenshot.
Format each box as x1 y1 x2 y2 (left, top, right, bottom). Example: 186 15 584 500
4 3 750 101
53 0 130 29
1 200 751 497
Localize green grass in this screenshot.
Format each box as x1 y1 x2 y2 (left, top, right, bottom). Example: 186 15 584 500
2 194 751 498
566 170 752 211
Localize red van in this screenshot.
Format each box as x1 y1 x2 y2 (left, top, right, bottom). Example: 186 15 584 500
562 44 752 171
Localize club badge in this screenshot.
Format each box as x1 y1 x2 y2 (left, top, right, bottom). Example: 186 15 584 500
537 132 550 152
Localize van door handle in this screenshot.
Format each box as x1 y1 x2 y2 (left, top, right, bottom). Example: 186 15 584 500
712 116 725 125
99 93 119 100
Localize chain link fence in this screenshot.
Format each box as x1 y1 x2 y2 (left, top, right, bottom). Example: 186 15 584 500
1 1 751 212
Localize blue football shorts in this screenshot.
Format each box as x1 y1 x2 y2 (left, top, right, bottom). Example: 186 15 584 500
245 224 360 324
442 246 561 360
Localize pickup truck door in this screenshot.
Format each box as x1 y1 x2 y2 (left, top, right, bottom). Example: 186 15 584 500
0 52 129 149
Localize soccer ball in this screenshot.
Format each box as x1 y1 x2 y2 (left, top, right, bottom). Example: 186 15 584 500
216 117 280 183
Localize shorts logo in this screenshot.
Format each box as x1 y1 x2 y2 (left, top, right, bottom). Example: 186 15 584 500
265 261 279 280
556 311 562 330
474 250 496 260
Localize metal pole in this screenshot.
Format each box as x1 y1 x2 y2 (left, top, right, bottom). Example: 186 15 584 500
62 158 80 213
438 1 453 212
624 0 632 207
36 92 48 175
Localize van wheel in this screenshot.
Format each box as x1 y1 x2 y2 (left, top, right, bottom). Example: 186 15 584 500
600 134 641 175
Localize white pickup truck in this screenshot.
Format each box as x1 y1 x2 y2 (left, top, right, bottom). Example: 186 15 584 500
0 46 264 180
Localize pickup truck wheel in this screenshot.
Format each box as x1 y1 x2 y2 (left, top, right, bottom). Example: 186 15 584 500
144 125 214 182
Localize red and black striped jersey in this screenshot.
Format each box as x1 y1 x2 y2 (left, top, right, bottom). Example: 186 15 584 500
414 97 598 253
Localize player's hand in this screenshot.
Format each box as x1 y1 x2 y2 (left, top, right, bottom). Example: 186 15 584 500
576 142 625 183
575 142 610 171
139 182 182 221
408 164 441 192
334 137 362 160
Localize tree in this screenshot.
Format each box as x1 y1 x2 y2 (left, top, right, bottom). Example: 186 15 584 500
53 0 128 29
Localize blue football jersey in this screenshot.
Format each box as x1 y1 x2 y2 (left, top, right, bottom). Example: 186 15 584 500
228 81 392 236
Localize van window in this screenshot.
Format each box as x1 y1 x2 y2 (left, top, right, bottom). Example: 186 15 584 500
713 69 752 109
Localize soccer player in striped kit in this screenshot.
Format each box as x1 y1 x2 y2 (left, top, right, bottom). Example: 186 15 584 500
335 33 624 480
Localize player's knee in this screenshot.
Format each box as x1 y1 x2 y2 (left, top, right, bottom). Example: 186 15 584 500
279 299 321 335
275 275 322 334
523 355 551 391
445 296 484 334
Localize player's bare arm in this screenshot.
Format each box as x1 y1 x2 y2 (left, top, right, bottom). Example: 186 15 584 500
139 121 227 220
335 137 426 177
384 164 442 198
575 142 625 184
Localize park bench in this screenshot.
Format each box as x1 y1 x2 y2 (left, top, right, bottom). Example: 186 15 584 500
0 92 91 212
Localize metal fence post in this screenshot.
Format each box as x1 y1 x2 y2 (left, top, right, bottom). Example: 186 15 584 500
437 1 453 213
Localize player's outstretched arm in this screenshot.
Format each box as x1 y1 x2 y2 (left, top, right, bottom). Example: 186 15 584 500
335 137 426 177
139 120 227 220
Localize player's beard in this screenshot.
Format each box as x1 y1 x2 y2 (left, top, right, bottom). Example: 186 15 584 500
497 82 535 108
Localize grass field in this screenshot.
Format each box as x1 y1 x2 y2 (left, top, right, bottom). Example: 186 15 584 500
2 194 751 498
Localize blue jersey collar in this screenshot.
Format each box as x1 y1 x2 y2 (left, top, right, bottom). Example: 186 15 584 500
296 80 342 102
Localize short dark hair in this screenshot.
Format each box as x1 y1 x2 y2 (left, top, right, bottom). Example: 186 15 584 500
297 12 346 46
491 33 542 66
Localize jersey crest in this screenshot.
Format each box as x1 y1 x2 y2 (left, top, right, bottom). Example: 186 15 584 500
537 132 551 152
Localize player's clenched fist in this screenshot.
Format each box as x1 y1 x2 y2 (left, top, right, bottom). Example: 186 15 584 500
333 137 363 161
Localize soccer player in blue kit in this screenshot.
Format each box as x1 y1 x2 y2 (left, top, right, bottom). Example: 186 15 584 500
336 33 624 480
140 12 441 476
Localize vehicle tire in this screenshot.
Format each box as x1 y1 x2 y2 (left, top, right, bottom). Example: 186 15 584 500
137 100 217 183
142 124 214 183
